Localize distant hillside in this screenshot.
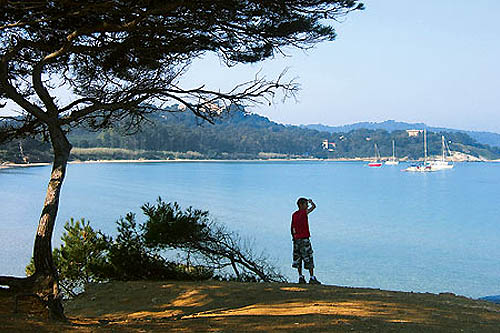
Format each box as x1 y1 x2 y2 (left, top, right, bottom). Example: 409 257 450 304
304 120 500 147
2 108 500 163
481 295 500 304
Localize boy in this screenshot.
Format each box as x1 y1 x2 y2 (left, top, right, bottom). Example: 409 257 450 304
291 197 321 284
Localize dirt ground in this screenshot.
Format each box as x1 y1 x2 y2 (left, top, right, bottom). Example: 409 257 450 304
1 280 500 332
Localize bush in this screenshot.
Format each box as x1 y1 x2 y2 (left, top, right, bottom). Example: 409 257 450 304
141 198 287 283
26 218 109 298
26 198 285 298
95 213 213 282
142 200 210 248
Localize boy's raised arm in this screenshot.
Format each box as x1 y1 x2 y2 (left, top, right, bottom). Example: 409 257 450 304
307 199 316 214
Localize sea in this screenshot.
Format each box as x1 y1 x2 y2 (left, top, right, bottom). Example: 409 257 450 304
1 161 499 299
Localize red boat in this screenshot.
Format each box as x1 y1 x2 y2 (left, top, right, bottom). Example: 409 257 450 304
367 143 382 168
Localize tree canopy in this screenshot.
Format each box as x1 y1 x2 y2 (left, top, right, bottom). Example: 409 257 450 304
1 0 363 139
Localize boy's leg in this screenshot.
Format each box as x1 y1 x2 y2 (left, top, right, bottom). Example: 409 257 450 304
297 265 306 284
303 239 321 284
307 264 321 284
292 240 306 283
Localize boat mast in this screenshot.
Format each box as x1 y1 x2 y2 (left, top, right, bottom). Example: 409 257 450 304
445 139 454 162
441 135 445 161
423 129 427 162
392 140 396 160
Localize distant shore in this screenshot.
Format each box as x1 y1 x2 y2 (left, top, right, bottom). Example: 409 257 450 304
2 157 500 170
0 157 363 169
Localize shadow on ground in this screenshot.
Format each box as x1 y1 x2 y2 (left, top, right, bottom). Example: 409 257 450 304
2 280 500 332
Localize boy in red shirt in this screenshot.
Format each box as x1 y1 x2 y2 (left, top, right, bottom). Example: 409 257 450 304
291 197 321 284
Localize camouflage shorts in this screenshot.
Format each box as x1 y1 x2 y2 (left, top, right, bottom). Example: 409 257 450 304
292 238 314 270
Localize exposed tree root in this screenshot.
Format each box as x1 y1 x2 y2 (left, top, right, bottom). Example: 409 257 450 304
0 274 65 321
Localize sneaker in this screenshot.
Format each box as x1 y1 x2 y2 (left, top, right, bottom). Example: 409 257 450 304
298 276 306 284
309 277 321 285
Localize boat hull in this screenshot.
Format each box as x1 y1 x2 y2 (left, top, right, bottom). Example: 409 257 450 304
427 161 454 170
404 164 432 172
404 162 454 172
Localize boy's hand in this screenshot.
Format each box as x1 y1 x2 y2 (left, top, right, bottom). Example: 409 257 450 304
307 199 316 214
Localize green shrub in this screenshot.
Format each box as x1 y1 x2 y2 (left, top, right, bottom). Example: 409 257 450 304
142 200 210 249
26 218 108 297
26 198 284 298
95 213 191 281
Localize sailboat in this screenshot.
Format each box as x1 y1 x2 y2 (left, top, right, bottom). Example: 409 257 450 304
404 129 432 172
426 135 454 170
404 130 454 172
368 143 382 167
385 140 399 165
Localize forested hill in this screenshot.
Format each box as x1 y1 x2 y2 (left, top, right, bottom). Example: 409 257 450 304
304 120 500 148
1 106 500 163
66 107 330 160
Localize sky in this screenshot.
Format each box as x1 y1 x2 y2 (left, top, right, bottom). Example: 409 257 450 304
1 1 499 133
181 0 500 133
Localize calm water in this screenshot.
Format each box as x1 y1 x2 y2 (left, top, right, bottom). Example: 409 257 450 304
1 161 499 298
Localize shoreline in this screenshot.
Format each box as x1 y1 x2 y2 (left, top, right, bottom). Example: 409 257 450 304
2 157 500 170
0 157 369 169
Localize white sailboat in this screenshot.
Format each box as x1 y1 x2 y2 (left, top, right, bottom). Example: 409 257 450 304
404 129 432 172
426 135 454 170
385 140 399 165
404 130 454 172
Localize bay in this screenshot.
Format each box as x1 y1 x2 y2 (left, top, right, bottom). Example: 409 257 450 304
1 161 499 299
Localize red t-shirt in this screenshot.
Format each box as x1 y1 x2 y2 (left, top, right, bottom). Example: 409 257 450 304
291 209 310 240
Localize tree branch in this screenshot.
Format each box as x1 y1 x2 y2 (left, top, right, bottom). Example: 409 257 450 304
0 42 50 123
59 97 97 113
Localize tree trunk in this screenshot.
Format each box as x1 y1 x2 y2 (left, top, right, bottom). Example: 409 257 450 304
31 125 72 319
0 125 71 320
